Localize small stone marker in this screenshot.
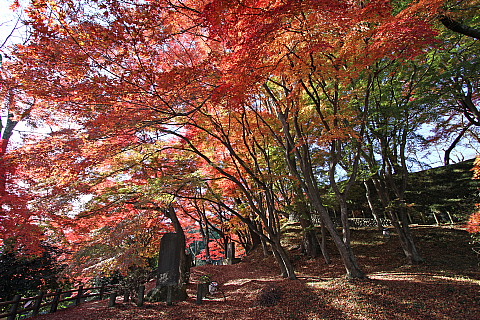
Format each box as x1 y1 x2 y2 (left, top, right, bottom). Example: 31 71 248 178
227 242 235 259
225 242 240 265
196 283 209 304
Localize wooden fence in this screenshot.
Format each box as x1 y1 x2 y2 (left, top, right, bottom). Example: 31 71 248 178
0 284 144 320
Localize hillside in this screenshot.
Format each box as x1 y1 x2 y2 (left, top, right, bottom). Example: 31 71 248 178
31 226 480 320
406 159 479 224
346 159 479 224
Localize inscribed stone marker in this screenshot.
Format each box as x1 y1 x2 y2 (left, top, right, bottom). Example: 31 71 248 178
157 233 182 286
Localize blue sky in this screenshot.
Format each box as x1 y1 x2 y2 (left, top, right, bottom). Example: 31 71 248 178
0 0 27 50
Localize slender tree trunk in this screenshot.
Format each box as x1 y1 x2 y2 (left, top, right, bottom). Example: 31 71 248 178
395 205 423 264
0 139 8 195
298 217 321 258
256 221 270 257
319 220 331 264
293 187 322 258
271 239 297 279
203 221 211 262
326 137 365 278
372 179 423 264
308 194 365 278
338 196 351 245
444 125 471 165
325 218 364 278
364 180 383 231
287 142 364 276
0 107 18 195
245 216 297 279
242 213 296 279
270 93 363 278
261 239 270 257
388 210 422 264
271 245 287 277
243 218 261 254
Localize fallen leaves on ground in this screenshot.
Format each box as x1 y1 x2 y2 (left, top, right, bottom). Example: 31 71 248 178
31 226 480 319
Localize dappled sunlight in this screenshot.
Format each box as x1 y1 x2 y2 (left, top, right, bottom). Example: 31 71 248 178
30 227 480 320
369 271 480 286
223 277 278 287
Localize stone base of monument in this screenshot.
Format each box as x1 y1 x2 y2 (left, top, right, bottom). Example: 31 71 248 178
146 285 188 304
223 257 242 265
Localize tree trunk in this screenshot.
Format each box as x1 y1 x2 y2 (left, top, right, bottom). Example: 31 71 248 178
271 239 297 279
271 246 288 278
391 205 423 264
254 221 270 257
0 107 18 195
372 180 423 264
319 220 331 264
338 196 351 246
273 101 363 278
299 217 321 258
364 180 383 231
293 187 322 259
444 125 471 165
291 148 364 277
248 222 262 253
325 219 365 278
202 220 211 262
236 218 261 254
309 195 365 278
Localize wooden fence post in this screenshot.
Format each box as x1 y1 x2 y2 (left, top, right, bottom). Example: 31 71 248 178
98 284 105 301
166 286 173 306
196 283 206 305
50 289 62 313
33 291 45 316
136 285 145 307
108 291 117 307
7 295 21 320
75 286 84 306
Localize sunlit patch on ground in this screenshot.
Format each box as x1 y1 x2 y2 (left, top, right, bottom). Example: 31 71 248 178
31 227 480 320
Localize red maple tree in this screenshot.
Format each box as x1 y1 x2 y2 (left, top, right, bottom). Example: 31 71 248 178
4 0 446 279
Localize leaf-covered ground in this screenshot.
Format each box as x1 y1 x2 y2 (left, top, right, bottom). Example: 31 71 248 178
31 226 480 320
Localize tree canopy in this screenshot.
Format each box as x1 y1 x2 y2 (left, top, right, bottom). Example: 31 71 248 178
0 0 479 281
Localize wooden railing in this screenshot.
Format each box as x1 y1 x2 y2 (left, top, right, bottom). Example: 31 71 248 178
0 284 132 320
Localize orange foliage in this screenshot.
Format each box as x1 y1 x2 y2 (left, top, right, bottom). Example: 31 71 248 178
467 156 480 233
467 210 480 234
1 0 447 269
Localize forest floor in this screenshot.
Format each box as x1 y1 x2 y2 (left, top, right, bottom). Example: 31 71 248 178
31 225 480 320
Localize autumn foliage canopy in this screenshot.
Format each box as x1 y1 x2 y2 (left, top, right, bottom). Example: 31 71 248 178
2 0 477 280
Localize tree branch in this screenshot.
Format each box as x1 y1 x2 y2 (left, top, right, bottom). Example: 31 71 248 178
439 15 480 40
